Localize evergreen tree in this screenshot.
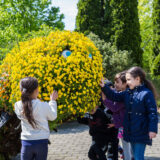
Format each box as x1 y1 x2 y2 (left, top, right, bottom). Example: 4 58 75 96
151 0 160 77
103 0 113 41
76 0 104 38
109 0 142 64
76 0 142 64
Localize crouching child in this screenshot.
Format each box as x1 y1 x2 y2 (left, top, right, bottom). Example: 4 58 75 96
77 102 117 160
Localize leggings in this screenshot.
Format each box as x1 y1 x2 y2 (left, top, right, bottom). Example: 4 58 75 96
21 143 48 160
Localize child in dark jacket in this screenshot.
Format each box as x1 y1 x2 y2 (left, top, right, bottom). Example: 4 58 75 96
77 103 118 160
103 73 134 160
100 67 158 160
102 80 119 160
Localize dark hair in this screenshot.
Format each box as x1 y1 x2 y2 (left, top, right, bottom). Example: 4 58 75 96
127 67 157 98
20 77 38 128
115 71 127 84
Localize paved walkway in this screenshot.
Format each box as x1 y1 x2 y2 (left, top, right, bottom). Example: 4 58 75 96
12 117 160 160
47 118 160 160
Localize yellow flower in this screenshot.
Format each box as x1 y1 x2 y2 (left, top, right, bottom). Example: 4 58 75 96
0 30 103 123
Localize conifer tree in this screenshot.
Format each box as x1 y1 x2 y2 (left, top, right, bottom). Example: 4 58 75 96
109 0 142 64
151 0 160 76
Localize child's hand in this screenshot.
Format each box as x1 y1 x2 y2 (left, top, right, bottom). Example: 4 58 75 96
149 132 157 139
107 124 115 128
100 78 105 88
50 90 58 101
102 92 107 101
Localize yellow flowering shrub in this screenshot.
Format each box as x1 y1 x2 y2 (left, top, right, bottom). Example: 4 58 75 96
0 31 103 122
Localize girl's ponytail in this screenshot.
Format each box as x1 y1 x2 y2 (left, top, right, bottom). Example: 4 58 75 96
144 79 157 99
20 77 38 128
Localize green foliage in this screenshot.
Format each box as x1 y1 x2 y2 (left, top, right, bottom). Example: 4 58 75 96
0 0 64 62
76 0 142 65
152 0 160 77
103 0 112 41
76 0 113 41
76 0 104 38
21 24 54 41
0 0 64 34
0 24 54 64
138 0 153 70
87 32 134 80
152 0 160 57
151 54 160 78
109 0 142 65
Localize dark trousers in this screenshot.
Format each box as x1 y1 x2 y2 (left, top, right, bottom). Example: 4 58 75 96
107 138 119 160
107 128 119 160
88 141 108 160
21 143 48 160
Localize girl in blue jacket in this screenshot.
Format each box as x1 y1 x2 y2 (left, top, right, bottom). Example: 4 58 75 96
100 66 158 160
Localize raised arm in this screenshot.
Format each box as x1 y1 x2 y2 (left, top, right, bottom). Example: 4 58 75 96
45 100 57 121
46 90 58 121
101 85 125 102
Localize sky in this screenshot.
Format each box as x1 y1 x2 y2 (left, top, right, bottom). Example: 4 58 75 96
52 0 79 31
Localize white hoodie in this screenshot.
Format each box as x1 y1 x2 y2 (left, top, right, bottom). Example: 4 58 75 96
14 99 57 140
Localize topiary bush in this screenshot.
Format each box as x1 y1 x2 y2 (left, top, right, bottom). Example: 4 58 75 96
0 30 103 158
0 30 103 122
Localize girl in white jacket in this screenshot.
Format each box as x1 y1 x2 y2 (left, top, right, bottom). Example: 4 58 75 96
14 77 58 160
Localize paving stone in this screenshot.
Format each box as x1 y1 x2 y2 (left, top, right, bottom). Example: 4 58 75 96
48 119 160 160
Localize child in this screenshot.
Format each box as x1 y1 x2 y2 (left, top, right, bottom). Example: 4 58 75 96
77 102 118 160
100 67 158 160
102 72 133 160
102 80 119 160
14 77 58 160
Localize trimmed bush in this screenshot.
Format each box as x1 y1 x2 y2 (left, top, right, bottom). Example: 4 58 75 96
0 31 103 122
